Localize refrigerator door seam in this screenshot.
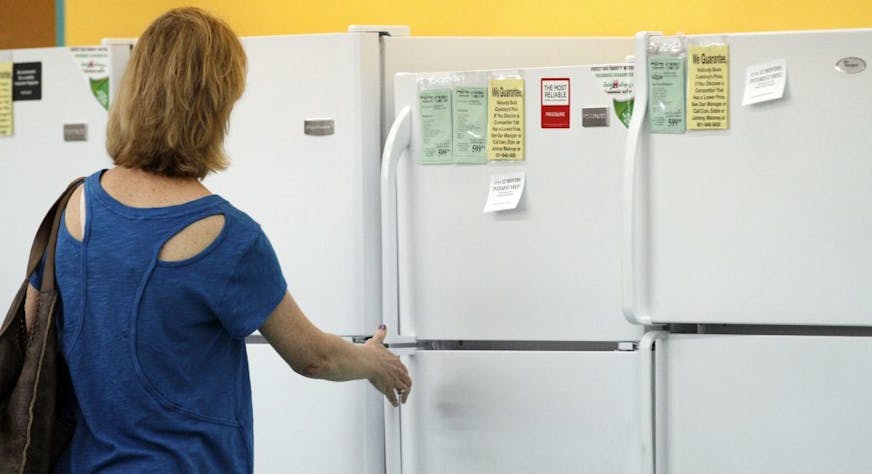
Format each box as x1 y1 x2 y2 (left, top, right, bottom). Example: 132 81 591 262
640 330 669 474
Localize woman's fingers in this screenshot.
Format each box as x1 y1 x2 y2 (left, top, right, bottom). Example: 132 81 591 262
365 324 412 407
370 324 387 345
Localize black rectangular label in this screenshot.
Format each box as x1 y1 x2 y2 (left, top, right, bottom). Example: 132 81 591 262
13 62 42 101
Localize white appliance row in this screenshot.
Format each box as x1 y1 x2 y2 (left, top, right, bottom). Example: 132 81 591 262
3 27 872 474
382 27 872 474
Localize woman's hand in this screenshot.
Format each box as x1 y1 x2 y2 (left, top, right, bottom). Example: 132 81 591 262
363 325 412 407
261 294 412 406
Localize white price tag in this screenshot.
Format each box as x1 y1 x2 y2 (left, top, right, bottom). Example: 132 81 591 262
483 172 526 213
742 59 787 106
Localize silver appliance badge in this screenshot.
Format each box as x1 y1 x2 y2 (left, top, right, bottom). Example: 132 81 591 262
835 57 866 74
63 123 87 142
582 107 610 127
304 119 335 136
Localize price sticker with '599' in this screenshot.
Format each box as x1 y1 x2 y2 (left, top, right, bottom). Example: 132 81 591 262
453 86 488 164
419 88 454 164
647 55 686 133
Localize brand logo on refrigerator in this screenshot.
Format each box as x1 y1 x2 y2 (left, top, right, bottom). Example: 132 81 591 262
835 57 866 74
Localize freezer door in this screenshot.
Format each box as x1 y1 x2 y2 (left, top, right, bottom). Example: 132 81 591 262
248 343 384 474
382 36 633 141
657 334 872 473
207 34 382 335
632 29 872 325
0 45 128 310
392 66 643 341
398 350 641 473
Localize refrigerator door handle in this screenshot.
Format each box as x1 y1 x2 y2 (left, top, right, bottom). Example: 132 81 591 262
384 400 403 474
640 330 669 474
622 31 658 325
380 105 412 474
381 105 412 341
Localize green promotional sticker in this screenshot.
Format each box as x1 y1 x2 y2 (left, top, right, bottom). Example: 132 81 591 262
647 55 686 133
90 77 109 111
614 97 634 128
70 47 111 111
419 89 453 164
591 64 634 128
452 86 487 164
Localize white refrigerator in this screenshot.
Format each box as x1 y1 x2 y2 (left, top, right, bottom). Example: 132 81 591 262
205 30 635 473
0 43 130 311
625 29 872 473
382 62 644 473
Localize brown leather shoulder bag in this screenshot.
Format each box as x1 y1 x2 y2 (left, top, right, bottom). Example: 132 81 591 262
0 178 84 474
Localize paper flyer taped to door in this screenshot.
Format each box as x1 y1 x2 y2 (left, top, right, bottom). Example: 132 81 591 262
0 62 12 136
540 78 570 128
487 78 525 161
483 172 526 213
648 55 686 133
742 59 787 106
419 86 454 164
453 86 488 164
687 44 729 130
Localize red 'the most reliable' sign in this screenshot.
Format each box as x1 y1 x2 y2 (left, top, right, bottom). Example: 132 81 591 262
540 78 570 128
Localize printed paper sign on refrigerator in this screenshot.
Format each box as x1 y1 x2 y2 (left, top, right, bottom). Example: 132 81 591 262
0 62 12 136
483 171 526 213
541 78 570 128
742 59 787 106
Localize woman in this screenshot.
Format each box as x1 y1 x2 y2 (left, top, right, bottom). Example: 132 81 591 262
25 7 411 472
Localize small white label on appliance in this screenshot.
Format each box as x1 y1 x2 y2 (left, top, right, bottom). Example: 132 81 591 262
742 59 787 106
483 171 526 213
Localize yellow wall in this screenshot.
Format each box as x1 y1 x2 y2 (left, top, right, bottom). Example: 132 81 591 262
66 0 872 46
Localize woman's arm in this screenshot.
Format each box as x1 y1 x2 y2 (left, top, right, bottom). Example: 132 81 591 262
259 292 411 406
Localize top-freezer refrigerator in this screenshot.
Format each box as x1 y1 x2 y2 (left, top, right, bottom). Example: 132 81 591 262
625 28 872 473
0 43 130 312
206 30 635 473
382 61 644 473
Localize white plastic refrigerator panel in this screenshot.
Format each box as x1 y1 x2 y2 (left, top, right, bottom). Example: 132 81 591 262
626 29 872 326
655 334 872 473
399 351 641 474
0 45 129 310
248 344 383 474
393 66 643 341
208 34 383 336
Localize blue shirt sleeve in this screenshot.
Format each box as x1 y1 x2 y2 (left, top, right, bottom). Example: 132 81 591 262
218 232 287 338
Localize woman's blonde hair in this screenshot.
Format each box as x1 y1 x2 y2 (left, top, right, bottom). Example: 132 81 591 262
107 7 247 179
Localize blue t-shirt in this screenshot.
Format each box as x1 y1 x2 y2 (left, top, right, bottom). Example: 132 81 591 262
32 170 287 473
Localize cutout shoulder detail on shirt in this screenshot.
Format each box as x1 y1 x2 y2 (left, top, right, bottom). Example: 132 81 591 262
63 184 86 242
158 214 226 262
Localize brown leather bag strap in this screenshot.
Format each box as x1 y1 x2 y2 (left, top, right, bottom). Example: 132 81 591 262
26 178 85 291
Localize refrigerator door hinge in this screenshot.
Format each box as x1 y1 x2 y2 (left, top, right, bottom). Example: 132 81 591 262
348 25 411 37
617 341 638 351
